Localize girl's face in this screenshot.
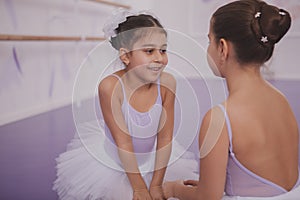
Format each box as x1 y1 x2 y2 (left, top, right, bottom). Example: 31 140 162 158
125 31 168 82
207 21 222 77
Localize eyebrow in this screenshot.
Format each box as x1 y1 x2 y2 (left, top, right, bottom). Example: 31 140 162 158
141 44 168 48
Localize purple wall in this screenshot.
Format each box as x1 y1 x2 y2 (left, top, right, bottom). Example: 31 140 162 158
0 79 299 199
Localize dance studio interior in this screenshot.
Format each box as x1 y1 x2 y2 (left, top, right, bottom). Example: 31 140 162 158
0 0 299 199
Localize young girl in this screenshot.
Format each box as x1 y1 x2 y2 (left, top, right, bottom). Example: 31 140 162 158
53 10 198 200
163 0 300 199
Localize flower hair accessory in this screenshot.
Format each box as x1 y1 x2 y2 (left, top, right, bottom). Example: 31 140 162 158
102 8 131 39
102 8 160 40
279 11 286 16
255 12 261 18
260 36 268 43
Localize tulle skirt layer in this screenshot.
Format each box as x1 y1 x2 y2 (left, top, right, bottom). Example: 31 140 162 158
53 121 199 200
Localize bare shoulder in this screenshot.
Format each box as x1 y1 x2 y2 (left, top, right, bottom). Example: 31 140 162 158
160 72 176 93
199 104 229 158
98 75 119 96
201 105 225 130
200 105 226 141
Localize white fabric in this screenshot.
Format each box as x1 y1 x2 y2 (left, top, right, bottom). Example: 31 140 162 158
53 120 199 200
102 8 160 40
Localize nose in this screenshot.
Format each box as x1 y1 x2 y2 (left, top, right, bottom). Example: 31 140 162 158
154 49 163 63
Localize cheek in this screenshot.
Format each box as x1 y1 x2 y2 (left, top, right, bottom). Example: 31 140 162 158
206 46 221 76
206 46 214 68
163 56 168 65
132 56 147 67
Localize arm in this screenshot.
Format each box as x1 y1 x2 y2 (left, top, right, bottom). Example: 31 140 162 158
149 73 176 198
164 106 229 200
98 76 150 197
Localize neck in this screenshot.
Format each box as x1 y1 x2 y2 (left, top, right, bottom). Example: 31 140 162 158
224 63 265 96
122 69 152 92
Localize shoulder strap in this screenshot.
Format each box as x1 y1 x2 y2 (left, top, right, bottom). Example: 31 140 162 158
218 104 233 153
156 78 162 103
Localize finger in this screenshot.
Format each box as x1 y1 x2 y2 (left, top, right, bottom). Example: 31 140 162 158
184 179 197 186
184 179 195 184
183 180 195 186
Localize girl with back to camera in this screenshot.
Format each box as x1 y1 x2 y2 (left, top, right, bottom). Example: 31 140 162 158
53 9 198 200
163 0 300 199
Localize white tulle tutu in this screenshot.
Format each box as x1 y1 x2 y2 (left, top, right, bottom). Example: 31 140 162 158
53 120 199 200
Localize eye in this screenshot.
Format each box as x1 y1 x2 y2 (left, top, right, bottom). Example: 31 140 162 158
144 48 154 54
160 49 167 54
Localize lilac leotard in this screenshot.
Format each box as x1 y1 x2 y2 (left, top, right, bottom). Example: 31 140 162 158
218 104 300 197
104 74 163 169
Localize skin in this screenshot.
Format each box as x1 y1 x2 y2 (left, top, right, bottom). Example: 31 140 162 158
163 19 299 200
99 31 176 200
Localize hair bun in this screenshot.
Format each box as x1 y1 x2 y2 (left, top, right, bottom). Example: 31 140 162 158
259 4 291 44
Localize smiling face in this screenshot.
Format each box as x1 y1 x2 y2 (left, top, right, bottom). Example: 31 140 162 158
122 30 168 83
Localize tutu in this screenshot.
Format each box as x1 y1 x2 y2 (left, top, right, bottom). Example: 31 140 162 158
53 120 199 200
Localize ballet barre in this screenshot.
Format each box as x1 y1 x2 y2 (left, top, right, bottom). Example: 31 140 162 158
84 0 131 9
0 34 105 41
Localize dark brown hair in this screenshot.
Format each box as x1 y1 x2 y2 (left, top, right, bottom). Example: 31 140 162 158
110 14 166 50
212 0 291 64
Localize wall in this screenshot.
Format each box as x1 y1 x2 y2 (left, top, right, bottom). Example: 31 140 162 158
151 0 300 80
0 0 153 126
0 0 300 126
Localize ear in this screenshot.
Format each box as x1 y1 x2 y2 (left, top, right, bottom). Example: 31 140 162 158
218 38 229 62
119 48 130 66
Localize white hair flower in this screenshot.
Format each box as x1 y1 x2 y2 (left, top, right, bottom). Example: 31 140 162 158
102 8 160 40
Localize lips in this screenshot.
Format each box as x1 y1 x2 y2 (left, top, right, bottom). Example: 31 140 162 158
148 67 161 71
147 65 164 72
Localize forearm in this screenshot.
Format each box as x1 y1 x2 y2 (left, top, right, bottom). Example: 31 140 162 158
126 172 148 191
174 183 222 200
117 144 147 190
150 138 172 187
173 184 199 200
150 167 167 187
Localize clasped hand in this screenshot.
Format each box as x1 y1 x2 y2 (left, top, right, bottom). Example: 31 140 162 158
163 179 199 198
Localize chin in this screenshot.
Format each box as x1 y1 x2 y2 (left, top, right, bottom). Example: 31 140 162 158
148 75 161 83
208 63 222 78
145 73 161 83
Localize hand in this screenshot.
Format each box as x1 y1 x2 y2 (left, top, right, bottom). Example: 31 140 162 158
184 179 199 187
162 180 183 198
133 188 152 200
149 185 166 200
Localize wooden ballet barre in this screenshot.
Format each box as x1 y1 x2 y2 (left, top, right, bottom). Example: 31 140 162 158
84 0 131 9
0 34 105 41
